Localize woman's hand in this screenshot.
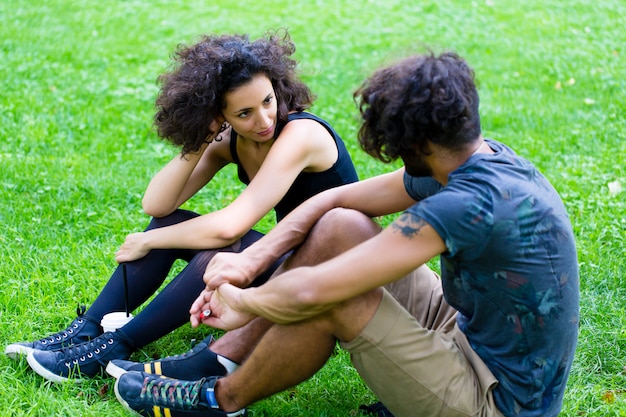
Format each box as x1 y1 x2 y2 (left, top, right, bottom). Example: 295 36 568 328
189 286 256 331
115 232 151 263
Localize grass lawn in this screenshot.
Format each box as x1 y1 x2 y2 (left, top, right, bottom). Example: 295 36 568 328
1 0 625 415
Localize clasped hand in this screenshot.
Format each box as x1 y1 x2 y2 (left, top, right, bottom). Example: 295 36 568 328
190 251 258 330
203 252 254 290
189 286 256 331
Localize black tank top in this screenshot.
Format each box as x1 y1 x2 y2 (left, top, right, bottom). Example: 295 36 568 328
229 112 358 221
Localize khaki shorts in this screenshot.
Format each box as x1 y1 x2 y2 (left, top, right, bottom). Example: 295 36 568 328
340 265 504 417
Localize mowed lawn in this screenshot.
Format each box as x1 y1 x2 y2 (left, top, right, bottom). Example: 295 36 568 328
0 0 624 415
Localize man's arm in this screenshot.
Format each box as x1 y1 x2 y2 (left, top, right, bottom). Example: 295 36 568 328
204 168 416 289
203 212 445 328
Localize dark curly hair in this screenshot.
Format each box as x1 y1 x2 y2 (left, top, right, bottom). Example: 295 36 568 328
354 51 481 163
154 29 315 155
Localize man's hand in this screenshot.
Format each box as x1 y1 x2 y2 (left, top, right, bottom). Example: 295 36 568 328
115 232 151 263
189 286 256 331
204 252 255 289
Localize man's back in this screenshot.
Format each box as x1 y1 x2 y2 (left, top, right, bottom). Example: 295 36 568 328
406 139 579 417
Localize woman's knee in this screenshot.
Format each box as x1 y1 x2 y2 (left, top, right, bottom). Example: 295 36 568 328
146 209 200 230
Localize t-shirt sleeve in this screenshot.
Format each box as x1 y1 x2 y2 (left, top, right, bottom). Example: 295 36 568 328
407 182 493 259
403 172 443 200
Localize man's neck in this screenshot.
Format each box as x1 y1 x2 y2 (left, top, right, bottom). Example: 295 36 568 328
429 136 490 186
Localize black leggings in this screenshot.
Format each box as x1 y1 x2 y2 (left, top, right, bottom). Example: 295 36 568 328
84 209 282 348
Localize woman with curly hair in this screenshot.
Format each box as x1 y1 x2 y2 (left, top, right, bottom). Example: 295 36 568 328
6 29 358 384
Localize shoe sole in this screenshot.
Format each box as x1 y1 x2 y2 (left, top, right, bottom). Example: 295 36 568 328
5 345 34 361
114 378 142 416
26 351 84 384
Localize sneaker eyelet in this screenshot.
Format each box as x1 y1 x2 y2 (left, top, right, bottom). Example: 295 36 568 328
108 339 114 345
101 343 107 349
72 359 79 365
56 336 62 341
41 340 48 345
87 352 93 358
95 348 100 354
80 356 86 361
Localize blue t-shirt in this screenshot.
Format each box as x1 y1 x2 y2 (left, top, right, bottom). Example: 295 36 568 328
404 139 579 417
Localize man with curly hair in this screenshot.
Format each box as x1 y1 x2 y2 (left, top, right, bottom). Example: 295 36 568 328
115 51 579 417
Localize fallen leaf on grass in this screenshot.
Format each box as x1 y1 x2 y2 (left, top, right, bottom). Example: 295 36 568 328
603 390 616 403
602 389 626 404
608 180 623 196
99 383 110 397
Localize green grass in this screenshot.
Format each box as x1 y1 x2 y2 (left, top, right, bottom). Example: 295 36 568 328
1 0 625 415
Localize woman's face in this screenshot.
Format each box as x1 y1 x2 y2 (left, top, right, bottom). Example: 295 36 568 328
222 74 278 143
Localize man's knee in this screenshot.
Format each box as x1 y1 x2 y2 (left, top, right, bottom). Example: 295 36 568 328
312 208 381 246
285 208 380 269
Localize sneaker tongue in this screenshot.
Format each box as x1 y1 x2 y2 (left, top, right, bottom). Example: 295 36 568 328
203 381 219 409
168 342 208 360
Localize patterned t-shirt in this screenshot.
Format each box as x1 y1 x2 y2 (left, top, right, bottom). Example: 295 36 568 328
404 139 579 417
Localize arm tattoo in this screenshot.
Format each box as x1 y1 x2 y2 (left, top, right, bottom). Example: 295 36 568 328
391 212 428 239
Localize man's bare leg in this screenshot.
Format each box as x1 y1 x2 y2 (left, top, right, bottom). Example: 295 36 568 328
215 287 384 412
210 208 381 364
